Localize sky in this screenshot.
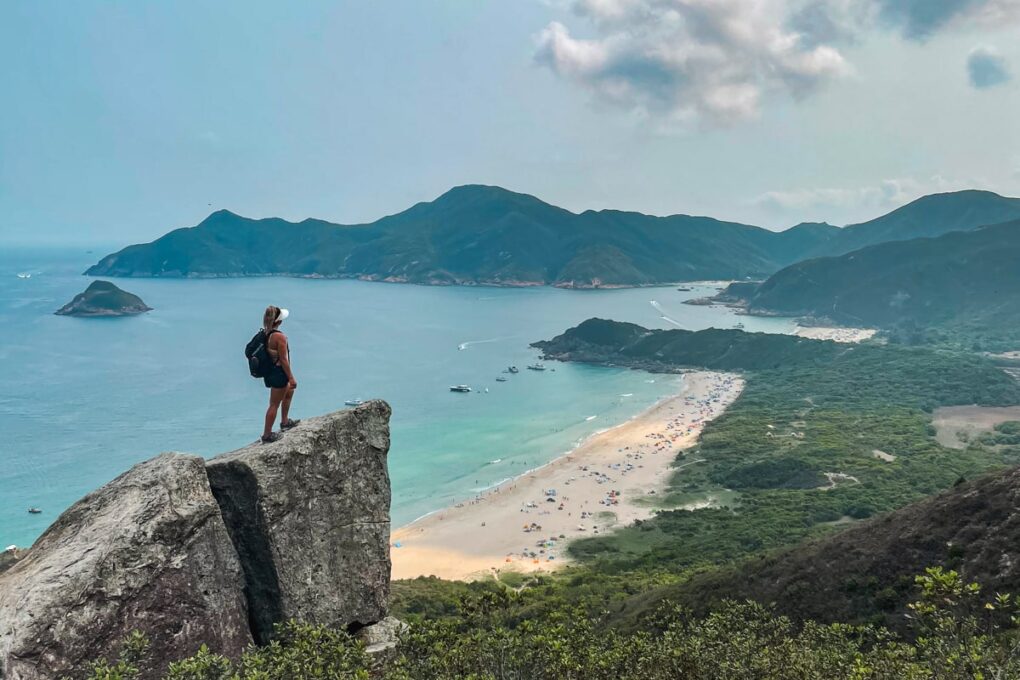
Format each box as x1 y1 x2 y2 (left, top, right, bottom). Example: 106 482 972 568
1 0 1019 246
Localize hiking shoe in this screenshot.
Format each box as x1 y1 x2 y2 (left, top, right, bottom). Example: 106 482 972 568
261 432 283 444
281 418 301 430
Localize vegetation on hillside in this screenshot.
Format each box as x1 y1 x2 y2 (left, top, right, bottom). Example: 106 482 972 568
739 219 1020 350
84 185 834 286
54 280 152 317
533 320 1020 622
85 187 1020 289
819 189 1020 257
82 568 1020 679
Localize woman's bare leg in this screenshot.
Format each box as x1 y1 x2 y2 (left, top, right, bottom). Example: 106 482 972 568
281 386 296 425
263 387 287 438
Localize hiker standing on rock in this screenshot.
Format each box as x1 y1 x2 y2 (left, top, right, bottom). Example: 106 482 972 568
248 305 299 443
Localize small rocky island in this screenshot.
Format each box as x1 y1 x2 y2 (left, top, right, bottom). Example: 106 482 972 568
55 280 152 316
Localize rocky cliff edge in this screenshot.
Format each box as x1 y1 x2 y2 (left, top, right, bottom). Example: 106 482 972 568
0 401 392 680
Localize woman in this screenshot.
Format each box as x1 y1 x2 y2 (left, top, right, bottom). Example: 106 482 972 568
261 305 298 443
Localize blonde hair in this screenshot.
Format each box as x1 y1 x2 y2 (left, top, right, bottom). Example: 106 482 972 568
262 305 282 335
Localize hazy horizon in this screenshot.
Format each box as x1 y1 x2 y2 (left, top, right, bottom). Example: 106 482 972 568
3 0 1019 246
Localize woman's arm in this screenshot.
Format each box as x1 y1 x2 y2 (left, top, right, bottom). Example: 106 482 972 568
276 334 297 388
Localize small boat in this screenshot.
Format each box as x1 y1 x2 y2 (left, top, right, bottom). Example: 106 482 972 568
449 385 472 393
496 377 508 382
344 399 364 406
734 322 745 330
27 508 41 514
16 273 31 279
527 363 546 371
507 366 519 374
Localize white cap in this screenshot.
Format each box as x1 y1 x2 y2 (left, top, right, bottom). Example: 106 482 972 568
277 308 289 322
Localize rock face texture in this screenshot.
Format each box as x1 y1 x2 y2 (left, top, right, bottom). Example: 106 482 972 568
207 401 392 643
0 454 252 680
54 280 152 317
0 402 392 679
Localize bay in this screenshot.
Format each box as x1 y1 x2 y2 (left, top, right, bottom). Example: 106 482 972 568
0 247 796 547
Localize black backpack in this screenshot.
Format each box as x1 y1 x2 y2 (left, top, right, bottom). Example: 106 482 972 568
244 329 277 378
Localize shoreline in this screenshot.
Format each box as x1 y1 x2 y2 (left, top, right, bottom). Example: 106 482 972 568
390 370 744 581
77 271 733 291
793 325 877 343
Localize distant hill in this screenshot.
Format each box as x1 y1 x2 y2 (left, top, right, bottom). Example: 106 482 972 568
86 185 1020 288
85 185 838 286
744 219 1020 349
817 190 1020 257
532 318 842 371
660 464 1020 632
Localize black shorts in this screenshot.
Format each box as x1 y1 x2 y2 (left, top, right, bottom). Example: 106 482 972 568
263 365 289 389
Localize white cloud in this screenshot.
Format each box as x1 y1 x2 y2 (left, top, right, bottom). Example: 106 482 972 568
536 0 1020 124
754 176 988 221
535 0 850 124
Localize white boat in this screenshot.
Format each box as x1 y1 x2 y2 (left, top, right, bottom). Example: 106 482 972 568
449 385 472 393
527 363 546 371
344 399 364 406
16 273 31 279
496 377 508 382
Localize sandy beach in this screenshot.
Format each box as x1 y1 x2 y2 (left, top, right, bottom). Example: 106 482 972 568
390 371 744 581
794 326 877 343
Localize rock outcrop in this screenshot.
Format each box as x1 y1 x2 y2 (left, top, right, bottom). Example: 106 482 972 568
0 549 21 576
0 454 251 680
54 280 152 317
207 402 392 643
0 402 392 679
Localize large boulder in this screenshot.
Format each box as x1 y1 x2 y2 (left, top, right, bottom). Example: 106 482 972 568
0 454 251 680
206 401 392 643
0 402 393 679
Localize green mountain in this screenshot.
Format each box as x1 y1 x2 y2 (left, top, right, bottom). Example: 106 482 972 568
85 185 838 286
745 219 1020 349
86 187 1020 287
817 189 1020 257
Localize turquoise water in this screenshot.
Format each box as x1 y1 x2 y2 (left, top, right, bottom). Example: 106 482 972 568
0 248 796 547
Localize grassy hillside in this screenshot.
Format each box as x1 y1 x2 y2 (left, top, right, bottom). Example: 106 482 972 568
747 219 1020 350
658 463 1020 632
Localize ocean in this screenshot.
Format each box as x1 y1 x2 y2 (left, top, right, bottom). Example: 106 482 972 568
0 247 796 547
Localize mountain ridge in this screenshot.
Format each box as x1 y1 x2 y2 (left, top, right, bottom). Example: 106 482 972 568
739 218 1020 349
85 185 1020 287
